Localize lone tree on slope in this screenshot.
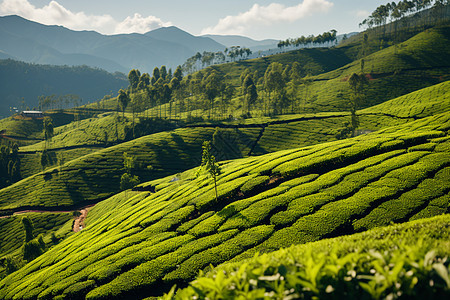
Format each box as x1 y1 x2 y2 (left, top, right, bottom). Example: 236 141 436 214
348 72 368 137
118 89 130 118
200 141 221 202
43 116 54 149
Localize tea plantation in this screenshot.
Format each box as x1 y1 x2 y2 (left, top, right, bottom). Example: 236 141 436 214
0 212 72 258
166 214 450 299
3 80 448 212
0 10 449 299
0 110 449 299
0 126 261 211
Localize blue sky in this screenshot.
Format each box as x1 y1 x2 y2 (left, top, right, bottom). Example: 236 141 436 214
0 0 393 39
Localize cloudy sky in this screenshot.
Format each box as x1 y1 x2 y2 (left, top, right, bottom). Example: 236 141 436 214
0 0 392 39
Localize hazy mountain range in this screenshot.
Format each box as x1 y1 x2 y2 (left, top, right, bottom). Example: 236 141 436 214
0 15 283 73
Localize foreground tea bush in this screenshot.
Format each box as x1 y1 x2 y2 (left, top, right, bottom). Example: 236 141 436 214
165 215 450 300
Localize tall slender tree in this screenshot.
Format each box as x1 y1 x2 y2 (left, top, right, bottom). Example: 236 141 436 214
128 69 141 91
43 116 54 149
118 89 129 118
200 141 221 202
348 73 368 136
203 72 221 119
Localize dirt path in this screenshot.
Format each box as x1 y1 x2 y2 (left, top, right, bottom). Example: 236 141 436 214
73 208 90 232
0 205 95 234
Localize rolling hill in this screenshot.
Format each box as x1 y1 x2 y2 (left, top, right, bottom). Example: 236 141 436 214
0 80 445 213
0 109 449 298
0 8 449 299
168 214 450 299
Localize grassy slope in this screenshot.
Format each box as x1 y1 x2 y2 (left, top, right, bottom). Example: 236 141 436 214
0 126 261 211
168 214 450 299
304 26 450 112
1 80 447 212
0 109 99 141
0 111 449 299
0 212 74 279
0 117 43 145
13 79 450 179
7 25 448 181
253 80 450 155
0 212 73 258
19 112 132 152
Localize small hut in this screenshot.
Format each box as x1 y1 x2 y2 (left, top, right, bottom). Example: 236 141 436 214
20 111 44 119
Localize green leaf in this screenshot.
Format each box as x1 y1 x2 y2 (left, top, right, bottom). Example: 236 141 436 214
433 263 450 288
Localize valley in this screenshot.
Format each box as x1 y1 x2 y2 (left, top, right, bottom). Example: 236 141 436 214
0 1 449 299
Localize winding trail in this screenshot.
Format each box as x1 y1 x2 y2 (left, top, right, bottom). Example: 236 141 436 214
0 204 96 233
73 208 90 232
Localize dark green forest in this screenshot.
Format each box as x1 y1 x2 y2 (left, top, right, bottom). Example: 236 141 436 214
0 59 127 117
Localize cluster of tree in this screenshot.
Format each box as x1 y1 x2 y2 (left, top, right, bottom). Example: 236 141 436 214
38 94 82 111
117 65 237 122
116 58 323 123
21 217 46 262
237 62 311 116
182 46 252 74
0 142 21 188
113 66 180 138
277 30 338 51
360 0 449 30
225 46 252 62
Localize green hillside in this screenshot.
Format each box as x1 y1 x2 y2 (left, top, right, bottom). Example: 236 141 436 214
168 214 450 299
0 8 448 299
0 126 260 211
0 110 449 299
308 26 450 111
86 25 449 120
0 212 73 258
0 80 446 212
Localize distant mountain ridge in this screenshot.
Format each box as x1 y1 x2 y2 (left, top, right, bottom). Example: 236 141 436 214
0 15 226 73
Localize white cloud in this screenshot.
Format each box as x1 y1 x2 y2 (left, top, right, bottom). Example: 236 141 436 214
356 10 370 18
0 0 171 34
115 13 171 34
201 0 334 35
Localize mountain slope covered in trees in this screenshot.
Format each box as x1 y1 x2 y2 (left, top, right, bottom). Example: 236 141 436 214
0 59 128 117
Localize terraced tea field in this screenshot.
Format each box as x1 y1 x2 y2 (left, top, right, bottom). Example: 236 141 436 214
168 214 450 299
3 81 448 214
0 16 449 299
0 126 261 211
0 111 448 299
0 212 72 259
